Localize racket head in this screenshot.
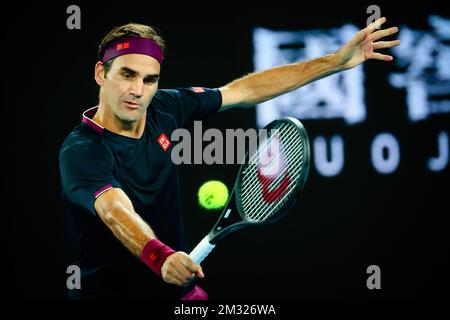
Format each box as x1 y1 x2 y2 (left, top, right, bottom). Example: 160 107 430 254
234 116 310 225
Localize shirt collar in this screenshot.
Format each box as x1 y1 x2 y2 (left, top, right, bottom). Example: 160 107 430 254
81 106 104 134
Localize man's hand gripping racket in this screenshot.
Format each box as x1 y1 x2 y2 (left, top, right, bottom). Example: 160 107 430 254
189 117 311 264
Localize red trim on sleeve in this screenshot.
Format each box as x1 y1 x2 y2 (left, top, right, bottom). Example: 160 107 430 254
94 184 113 198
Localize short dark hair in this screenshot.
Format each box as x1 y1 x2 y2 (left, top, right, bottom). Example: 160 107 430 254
98 23 166 76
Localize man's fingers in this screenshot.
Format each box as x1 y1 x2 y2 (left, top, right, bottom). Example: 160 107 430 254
172 258 196 281
196 266 205 279
170 277 186 287
369 27 399 42
369 52 394 61
179 252 204 275
351 30 368 46
162 254 197 286
166 268 194 286
373 40 400 50
163 264 190 286
365 17 387 34
185 262 204 279
162 252 205 287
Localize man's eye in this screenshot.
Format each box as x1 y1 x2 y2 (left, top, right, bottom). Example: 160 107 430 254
123 73 132 79
144 79 156 85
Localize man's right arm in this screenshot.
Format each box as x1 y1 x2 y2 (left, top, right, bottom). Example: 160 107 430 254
94 187 204 286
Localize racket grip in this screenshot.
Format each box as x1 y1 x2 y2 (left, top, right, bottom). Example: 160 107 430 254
189 236 216 264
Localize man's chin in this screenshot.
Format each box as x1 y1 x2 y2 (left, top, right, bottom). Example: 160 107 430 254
115 112 142 125
119 116 140 124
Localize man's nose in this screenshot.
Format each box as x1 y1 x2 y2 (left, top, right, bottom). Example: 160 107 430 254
130 80 144 98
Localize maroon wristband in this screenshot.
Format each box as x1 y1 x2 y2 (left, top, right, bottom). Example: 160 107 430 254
141 239 176 276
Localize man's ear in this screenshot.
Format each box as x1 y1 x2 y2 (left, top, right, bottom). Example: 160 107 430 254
94 61 105 86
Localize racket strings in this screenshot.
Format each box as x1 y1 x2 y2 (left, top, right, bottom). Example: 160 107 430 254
244 152 303 222
244 125 289 169
241 124 301 197
246 166 302 222
240 124 301 200
244 154 303 221
241 125 290 184
244 168 300 222
240 135 302 206
239 123 306 222
242 132 303 192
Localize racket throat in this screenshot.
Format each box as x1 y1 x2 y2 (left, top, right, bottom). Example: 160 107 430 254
210 194 249 244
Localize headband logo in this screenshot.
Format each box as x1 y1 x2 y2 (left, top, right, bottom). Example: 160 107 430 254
102 37 163 64
116 42 130 50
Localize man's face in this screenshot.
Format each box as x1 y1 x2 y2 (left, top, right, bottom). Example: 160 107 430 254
100 54 161 123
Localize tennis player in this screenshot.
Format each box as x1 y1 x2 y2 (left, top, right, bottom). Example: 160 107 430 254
59 19 399 299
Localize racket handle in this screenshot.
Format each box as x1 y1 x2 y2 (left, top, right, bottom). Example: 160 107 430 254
189 236 216 264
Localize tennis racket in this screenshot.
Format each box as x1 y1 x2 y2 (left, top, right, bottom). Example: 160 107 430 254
189 117 310 264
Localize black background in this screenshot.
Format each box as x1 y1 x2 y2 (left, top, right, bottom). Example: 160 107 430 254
3 1 449 301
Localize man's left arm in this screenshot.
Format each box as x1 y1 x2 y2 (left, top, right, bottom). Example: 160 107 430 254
219 17 399 111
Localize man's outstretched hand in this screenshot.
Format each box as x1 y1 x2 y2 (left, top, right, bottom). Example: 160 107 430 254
335 17 400 70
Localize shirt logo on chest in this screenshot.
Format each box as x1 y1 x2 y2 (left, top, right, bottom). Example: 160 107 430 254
157 133 171 151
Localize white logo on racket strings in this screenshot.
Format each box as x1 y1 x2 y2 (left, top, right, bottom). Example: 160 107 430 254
257 131 285 175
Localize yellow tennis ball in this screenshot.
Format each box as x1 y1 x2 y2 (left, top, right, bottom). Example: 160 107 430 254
198 180 229 210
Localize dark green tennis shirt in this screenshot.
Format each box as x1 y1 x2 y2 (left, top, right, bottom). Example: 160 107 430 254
59 88 221 299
